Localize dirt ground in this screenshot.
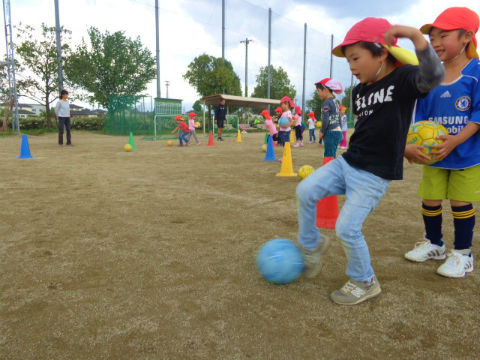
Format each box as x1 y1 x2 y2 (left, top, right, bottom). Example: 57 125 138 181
1 131 479 360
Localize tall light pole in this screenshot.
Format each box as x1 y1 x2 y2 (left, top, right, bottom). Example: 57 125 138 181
155 0 161 98
240 38 255 97
54 0 63 93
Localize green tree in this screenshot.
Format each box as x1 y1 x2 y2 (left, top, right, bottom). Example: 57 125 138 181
192 100 202 113
15 24 72 128
341 85 355 110
183 54 241 125
251 65 296 101
66 27 156 109
306 90 324 120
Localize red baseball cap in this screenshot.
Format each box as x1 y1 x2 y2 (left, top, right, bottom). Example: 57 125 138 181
280 96 295 109
274 107 283 113
339 106 347 111
189 112 197 119
260 109 271 119
420 7 479 59
332 17 419 66
307 111 315 119
294 106 302 115
175 115 182 121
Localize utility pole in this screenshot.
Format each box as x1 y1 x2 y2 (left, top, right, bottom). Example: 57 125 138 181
165 81 170 99
54 0 63 93
240 38 255 97
267 8 272 110
330 34 334 78
221 0 225 94
155 0 161 98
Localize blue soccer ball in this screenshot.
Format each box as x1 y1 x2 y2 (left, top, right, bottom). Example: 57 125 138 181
256 239 305 284
278 117 289 126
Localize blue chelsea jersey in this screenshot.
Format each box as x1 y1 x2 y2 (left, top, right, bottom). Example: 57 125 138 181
413 59 480 169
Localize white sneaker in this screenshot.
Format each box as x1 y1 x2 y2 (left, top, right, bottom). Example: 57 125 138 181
437 251 474 278
404 239 446 262
302 235 331 279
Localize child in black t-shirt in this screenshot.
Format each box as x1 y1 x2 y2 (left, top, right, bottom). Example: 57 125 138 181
296 17 445 305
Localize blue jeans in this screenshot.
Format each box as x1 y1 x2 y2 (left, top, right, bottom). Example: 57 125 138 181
278 130 290 146
296 156 390 282
309 128 316 142
179 132 189 145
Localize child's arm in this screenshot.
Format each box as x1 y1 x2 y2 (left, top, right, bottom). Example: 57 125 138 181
431 123 480 161
384 25 445 93
171 125 179 134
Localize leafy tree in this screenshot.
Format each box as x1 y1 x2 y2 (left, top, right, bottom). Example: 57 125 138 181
15 24 72 128
306 90 324 120
192 100 202 113
183 54 241 125
341 85 355 110
66 27 156 109
251 65 296 101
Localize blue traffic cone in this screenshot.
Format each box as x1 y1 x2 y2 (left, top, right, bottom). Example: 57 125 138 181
18 134 34 159
263 136 277 161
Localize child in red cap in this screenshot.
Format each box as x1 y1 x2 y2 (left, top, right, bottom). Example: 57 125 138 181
260 109 279 143
296 17 444 305
339 106 348 149
307 112 317 144
187 112 201 145
278 96 295 148
404 7 480 278
293 105 304 147
171 115 190 146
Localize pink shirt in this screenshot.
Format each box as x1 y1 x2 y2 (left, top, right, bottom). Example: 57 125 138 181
265 119 278 136
294 114 302 126
189 119 198 131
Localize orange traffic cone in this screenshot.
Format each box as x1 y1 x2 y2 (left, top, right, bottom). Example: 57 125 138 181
316 157 339 229
208 131 214 146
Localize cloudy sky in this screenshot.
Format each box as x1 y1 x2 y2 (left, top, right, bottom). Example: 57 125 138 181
2 0 480 111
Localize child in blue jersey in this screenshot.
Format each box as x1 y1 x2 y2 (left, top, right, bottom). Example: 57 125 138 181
296 17 444 305
404 7 480 278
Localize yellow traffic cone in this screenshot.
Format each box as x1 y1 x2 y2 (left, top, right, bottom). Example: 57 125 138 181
236 130 242 142
290 129 295 144
276 142 297 177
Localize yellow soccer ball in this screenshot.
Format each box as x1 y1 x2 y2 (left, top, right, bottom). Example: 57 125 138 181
124 144 132 152
195 121 200 128
315 121 322 129
406 120 449 165
167 140 173 146
262 144 267 152
298 165 314 180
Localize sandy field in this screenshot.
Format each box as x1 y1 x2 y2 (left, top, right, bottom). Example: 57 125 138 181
1 131 479 359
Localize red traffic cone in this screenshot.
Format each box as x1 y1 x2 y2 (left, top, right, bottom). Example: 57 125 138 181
316 157 339 229
208 131 214 146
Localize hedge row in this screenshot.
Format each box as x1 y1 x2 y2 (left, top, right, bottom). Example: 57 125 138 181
4 116 106 131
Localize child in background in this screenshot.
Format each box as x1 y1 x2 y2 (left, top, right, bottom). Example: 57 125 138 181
296 17 444 305
316 78 344 158
294 105 304 147
278 96 295 147
274 107 283 124
171 115 190 146
261 109 279 143
187 112 201 145
404 7 480 278
307 112 317 143
339 106 348 149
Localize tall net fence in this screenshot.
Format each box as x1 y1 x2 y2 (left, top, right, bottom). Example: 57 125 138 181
104 95 152 136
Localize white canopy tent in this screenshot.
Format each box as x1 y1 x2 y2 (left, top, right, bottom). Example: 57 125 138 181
199 94 281 133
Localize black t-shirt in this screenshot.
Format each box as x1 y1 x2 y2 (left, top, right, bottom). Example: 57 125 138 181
342 65 428 180
215 104 226 121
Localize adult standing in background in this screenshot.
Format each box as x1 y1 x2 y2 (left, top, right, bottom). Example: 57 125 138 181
55 90 73 146
215 98 226 141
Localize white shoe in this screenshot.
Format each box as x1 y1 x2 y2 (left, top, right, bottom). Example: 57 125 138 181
437 251 474 278
404 239 446 262
302 235 331 279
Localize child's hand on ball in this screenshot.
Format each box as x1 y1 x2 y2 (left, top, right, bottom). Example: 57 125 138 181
405 145 431 164
431 135 458 161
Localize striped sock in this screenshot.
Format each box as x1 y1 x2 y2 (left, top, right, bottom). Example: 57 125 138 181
452 204 475 251
422 203 443 246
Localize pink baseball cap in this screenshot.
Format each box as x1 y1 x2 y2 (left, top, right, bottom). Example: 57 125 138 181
332 17 419 66
189 112 197 119
315 78 344 95
280 96 295 108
